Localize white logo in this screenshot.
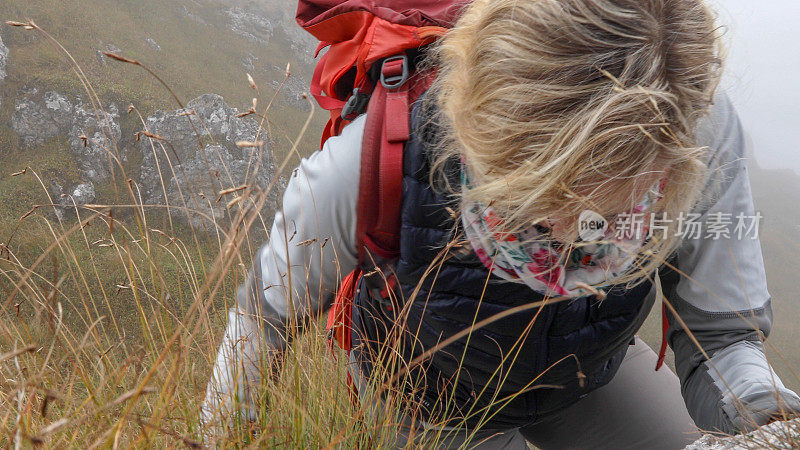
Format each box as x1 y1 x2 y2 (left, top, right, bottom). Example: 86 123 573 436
578 210 608 241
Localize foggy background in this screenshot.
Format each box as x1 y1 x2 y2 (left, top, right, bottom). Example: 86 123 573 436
714 1 800 173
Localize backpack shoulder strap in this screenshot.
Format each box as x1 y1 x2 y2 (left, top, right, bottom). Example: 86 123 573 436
355 56 435 265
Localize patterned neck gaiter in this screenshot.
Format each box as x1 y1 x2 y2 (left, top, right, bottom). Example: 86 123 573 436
460 163 664 298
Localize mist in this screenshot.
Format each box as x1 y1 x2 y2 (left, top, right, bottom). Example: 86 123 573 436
713 1 800 173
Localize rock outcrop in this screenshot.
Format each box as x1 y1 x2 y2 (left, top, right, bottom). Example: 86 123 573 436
226 7 273 45
138 94 280 228
11 89 122 184
686 419 800 449
49 181 97 220
269 73 310 110
145 38 161 51
0 34 8 86
9 88 279 229
1 34 9 108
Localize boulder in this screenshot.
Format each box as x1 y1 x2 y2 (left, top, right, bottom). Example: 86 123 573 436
69 100 121 183
10 89 280 228
12 95 66 146
71 182 96 205
49 181 96 219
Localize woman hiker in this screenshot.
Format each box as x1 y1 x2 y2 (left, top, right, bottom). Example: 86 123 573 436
203 0 800 447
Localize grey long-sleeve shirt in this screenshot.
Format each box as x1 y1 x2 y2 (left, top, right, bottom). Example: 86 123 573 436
204 93 800 434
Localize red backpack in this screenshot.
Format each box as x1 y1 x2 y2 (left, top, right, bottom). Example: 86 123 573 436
296 1 468 354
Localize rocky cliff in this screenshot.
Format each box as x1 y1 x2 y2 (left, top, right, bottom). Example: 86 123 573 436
8 85 280 227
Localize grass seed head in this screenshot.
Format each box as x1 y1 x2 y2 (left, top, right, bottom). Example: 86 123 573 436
236 141 263 148
102 51 139 65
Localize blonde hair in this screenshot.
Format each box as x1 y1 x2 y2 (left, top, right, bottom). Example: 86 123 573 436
430 0 723 286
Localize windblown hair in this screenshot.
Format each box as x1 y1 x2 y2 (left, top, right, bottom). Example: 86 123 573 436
430 0 723 286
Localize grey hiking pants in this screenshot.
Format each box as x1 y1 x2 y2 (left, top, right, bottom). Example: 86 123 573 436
352 336 701 449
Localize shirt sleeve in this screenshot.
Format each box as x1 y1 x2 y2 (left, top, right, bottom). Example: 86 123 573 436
202 115 364 428
237 114 364 346
664 93 800 433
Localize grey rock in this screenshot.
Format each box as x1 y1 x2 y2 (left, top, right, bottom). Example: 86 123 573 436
269 75 309 110
242 53 257 72
180 5 207 24
12 95 66 146
145 38 161 51
69 101 121 183
105 43 122 54
0 34 8 86
71 182 96 204
138 94 280 229
44 91 73 116
685 419 800 449
11 90 121 183
140 94 253 164
50 180 96 219
226 7 273 45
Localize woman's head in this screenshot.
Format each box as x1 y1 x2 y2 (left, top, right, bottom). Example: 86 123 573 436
432 0 722 284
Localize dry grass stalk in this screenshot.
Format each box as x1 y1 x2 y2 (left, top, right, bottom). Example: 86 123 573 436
216 185 249 202
0 346 37 363
101 51 139 65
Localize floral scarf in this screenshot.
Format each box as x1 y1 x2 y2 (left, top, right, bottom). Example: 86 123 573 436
460 165 664 298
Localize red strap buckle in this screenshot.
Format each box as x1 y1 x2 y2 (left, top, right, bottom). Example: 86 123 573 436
380 55 409 90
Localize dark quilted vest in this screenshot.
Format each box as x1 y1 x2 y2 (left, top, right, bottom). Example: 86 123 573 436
351 99 655 430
